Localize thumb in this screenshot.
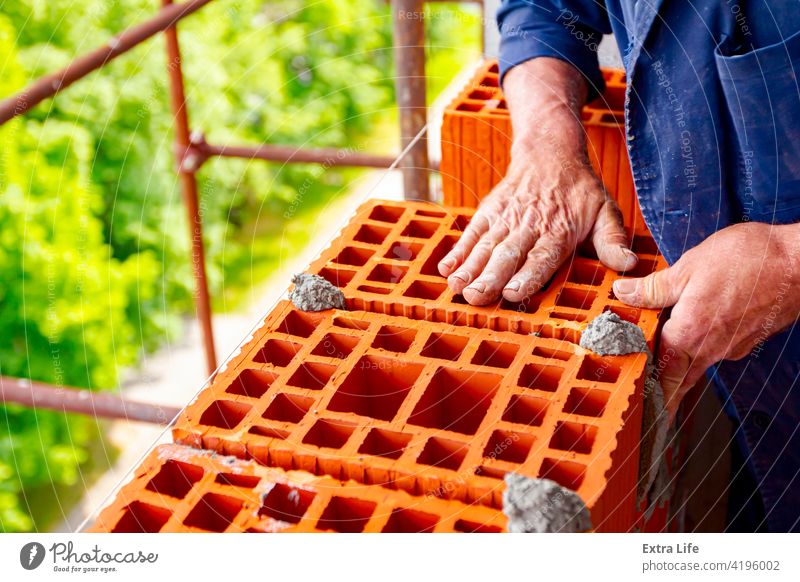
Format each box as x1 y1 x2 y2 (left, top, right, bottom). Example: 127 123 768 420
591 198 639 272
613 265 685 308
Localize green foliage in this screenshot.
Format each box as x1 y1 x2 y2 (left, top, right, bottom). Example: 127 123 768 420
424 3 483 101
0 13 150 531
0 1 479 531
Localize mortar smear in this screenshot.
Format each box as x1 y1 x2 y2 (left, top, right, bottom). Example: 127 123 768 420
502 473 592 533
638 366 670 506
579 310 648 355
289 273 346 312
642 435 675 521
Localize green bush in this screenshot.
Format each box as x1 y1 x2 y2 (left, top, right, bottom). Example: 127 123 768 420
0 14 150 531
0 1 478 531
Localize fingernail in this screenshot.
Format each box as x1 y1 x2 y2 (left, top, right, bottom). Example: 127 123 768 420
466 282 486 294
440 257 455 270
504 280 521 292
613 278 636 296
451 271 471 284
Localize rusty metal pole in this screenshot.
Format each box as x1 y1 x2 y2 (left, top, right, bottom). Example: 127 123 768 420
162 0 217 375
391 0 430 201
0 0 213 126
0 377 180 425
195 140 397 168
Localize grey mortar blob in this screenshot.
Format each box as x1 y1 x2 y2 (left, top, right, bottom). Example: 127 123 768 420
579 310 670 508
502 473 592 533
289 273 346 311
579 310 648 355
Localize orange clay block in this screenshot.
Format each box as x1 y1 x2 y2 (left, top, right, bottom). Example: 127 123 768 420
440 60 647 234
171 199 668 532
90 444 505 533
309 200 662 337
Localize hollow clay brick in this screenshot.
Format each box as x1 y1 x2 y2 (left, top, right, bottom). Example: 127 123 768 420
441 60 647 233
305 200 664 341
90 444 505 533
173 301 651 529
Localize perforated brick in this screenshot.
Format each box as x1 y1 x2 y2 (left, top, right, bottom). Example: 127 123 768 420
90 445 505 533
281 201 663 341
440 60 647 233
174 303 652 529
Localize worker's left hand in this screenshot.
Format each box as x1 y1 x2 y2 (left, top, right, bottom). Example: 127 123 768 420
613 222 800 421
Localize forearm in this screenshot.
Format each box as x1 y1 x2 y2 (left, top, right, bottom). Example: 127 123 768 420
503 57 589 162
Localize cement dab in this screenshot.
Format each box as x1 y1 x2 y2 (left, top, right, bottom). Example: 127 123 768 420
503 473 592 533
289 273 346 311
579 310 648 355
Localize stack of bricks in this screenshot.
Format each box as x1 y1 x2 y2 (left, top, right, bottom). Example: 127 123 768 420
93 199 669 533
440 60 648 234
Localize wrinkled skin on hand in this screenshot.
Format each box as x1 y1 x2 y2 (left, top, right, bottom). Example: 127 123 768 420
438 154 637 305
438 58 637 306
613 222 800 421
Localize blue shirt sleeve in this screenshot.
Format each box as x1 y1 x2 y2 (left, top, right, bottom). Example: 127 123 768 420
497 1 611 100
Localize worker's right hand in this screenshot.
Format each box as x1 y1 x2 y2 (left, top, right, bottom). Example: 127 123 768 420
438 58 638 306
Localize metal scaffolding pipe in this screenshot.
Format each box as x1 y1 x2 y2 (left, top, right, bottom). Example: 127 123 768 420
196 140 397 168
391 0 431 201
0 376 180 425
163 0 217 376
0 0 213 126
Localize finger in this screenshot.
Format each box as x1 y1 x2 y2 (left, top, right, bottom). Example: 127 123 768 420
462 230 536 305
612 265 686 308
448 224 508 294
663 299 749 420
502 234 571 302
656 302 717 423
591 198 638 271
438 208 492 277
656 327 693 423
665 360 709 422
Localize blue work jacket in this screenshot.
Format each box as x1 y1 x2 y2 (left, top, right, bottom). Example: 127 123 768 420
498 0 800 532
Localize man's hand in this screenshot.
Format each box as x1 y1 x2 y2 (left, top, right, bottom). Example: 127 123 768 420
613 222 800 420
438 58 638 305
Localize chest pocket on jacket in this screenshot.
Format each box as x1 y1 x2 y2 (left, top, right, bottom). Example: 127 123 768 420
715 29 800 223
